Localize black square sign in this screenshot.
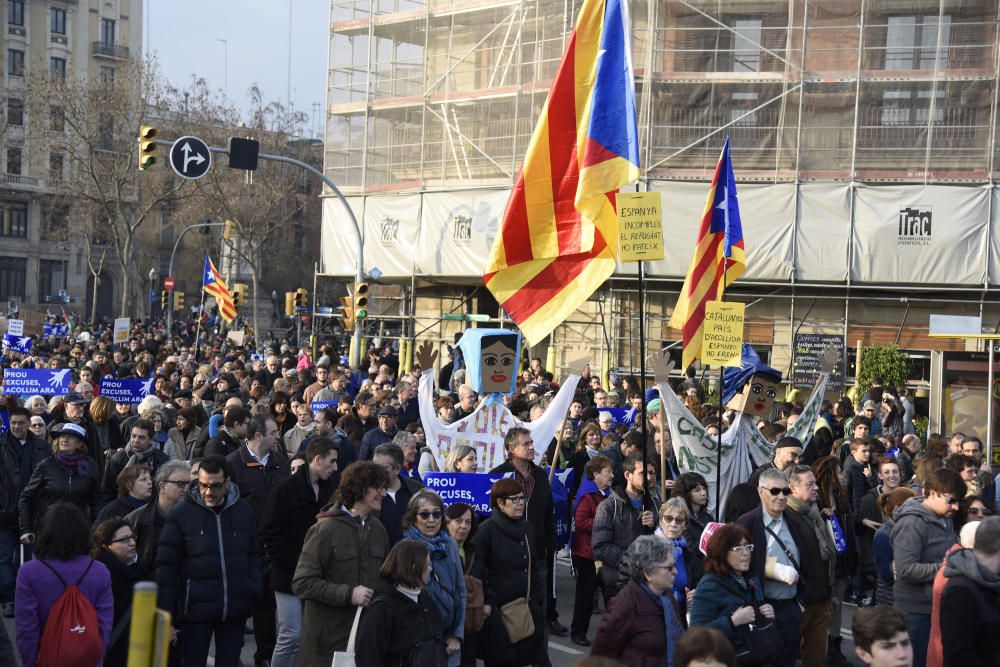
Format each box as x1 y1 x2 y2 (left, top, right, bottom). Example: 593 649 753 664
228 137 260 171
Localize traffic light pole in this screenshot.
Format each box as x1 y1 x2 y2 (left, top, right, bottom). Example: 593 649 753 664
154 139 365 366
166 220 226 336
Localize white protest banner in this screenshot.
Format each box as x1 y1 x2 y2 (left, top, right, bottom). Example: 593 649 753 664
113 318 130 344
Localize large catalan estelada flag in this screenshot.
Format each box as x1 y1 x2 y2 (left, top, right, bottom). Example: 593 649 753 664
203 256 237 323
669 136 746 369
484 0 639 345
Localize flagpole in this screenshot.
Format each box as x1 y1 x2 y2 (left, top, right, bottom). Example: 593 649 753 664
638 258 650 512
193 287 207 363
716 259 727 516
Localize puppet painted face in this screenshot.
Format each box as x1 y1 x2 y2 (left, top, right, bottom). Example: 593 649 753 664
726 373 779 416
481 338 518 394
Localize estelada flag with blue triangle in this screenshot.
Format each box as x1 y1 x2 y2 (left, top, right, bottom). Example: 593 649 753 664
202 256 236 323
669 136 747 369
484 0 640 345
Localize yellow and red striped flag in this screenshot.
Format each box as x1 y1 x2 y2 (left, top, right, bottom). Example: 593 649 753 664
669 137 746 369
202 256 237 323
484 0 640 345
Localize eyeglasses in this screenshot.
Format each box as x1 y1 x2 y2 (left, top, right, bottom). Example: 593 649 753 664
968 507 992 516
651 563 677 572
110 534 136 544
764 487 792 496
660 515 687 525
417 510 443 520
730 544 755 554
503 495 526 504
938 493 960 506
164 480 190 488
198 482 225 492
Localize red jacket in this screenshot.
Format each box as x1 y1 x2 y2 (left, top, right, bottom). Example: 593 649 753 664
927 543 963 667
592 579 683 667
571 491 603 560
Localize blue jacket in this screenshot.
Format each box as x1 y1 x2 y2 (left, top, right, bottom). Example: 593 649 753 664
156 482 261 624
688 571 764 651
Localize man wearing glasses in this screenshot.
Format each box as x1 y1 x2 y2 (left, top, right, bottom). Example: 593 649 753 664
127 460 191 580
157 455 261 667
736 468 809 667
891 468 965 667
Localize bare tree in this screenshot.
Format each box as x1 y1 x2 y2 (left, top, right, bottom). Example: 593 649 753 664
25 57 198 317
173 85 314 345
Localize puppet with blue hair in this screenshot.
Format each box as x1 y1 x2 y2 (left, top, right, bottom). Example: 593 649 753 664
415 330 586 470
651 343 837 515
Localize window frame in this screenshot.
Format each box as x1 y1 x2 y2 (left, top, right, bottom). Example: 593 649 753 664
7 49 25 77
50 6 66 35
7 0 24 27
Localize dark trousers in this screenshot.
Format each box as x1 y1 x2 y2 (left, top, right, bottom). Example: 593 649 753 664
0 529 19 604
570 555 598 636
180 619 245 667
546 550 559 623
903 611 930 667
766 597 803 667
253 572 277 663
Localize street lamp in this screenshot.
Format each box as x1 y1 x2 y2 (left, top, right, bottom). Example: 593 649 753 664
148 267 157 321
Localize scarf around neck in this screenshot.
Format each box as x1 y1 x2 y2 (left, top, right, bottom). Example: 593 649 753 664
640 582 683 667
787 495 836 572
56 452 89 477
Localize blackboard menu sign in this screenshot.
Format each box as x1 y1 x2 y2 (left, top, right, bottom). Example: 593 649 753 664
793 334 845 392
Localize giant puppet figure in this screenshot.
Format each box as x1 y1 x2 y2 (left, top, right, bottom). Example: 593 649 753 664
651 344 838 515
415 331 585 470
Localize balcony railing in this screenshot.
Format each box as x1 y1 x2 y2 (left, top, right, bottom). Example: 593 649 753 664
5 174 39 187
92 41 128 59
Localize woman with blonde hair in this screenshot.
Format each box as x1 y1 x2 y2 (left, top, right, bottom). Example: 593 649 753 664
24 395 50 424
89 395 124 470
445 444 478 473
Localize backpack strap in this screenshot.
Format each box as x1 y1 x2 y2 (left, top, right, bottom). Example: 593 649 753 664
36 558 69 588
74 558 95 587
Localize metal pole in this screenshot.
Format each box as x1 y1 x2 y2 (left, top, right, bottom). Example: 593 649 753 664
638 260 649 507
988 341 995 468
166 221 225 336
153 139 366 368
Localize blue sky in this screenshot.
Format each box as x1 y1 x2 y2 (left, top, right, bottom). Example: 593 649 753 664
147 0 329 136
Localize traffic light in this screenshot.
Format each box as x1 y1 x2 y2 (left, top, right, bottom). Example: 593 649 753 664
232 289 240 308
138 125 158 171
232 283 247 308
284 291 295 317
160 290 169 311
338 295 355 330
352 281 369 320
173 291 185 312
294 288 308 308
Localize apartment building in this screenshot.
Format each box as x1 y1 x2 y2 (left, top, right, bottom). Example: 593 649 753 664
2 0 142 318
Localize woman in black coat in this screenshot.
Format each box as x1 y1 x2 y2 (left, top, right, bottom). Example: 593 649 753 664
355 539 447 667
92 517 143 667
18 422 100 542
470 479 545 667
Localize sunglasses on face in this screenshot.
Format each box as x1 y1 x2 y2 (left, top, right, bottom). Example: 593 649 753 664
764 487 792 496
660 515 686 525
417 510 443 520
968 507 992 516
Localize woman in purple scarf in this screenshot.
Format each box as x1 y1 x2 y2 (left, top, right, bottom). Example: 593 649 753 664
18 422 101 545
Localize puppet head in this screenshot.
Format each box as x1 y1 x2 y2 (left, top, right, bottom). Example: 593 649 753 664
455 328 522 395
722 345 782 417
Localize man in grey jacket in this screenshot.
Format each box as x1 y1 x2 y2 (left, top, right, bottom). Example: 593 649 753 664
591 451 660 598
890 467 965 667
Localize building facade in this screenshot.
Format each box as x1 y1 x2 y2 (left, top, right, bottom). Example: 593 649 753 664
2 0 142 318
323 1 1000 440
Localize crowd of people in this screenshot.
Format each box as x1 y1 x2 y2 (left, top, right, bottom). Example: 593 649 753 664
0 317 997 667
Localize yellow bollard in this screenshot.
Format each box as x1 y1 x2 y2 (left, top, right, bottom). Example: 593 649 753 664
545 344 556 376
126 582 158 667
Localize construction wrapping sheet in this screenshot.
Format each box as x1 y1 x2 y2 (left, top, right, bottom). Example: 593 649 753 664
363 194 421 278
320 196 365 276
417 189 508 277
852 184 988 285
